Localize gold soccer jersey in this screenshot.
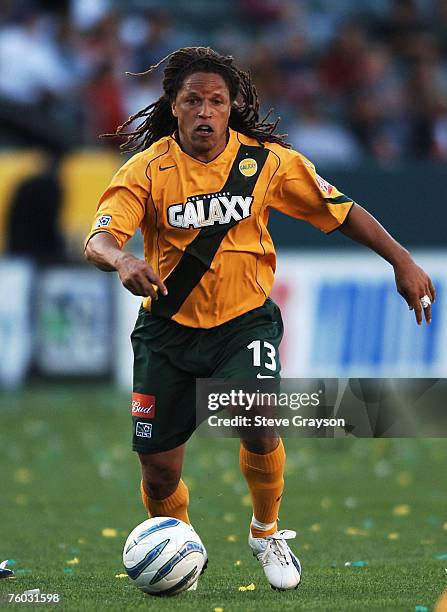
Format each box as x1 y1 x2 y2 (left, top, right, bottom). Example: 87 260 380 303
85 129 354 328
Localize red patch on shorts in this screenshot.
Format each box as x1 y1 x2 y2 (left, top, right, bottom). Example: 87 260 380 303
315 174 334 195
131 393 156 419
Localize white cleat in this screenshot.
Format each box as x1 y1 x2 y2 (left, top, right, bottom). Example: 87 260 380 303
187 580 198 591
186 554 208 591
249 529 302 591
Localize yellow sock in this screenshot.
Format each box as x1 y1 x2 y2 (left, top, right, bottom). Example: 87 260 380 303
140 479 190 524
240 438 285 538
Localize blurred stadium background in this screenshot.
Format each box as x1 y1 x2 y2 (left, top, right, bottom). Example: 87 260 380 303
0 0 446 388
1 2 447 609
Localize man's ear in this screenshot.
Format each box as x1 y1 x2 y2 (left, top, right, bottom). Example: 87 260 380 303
171 102 178 118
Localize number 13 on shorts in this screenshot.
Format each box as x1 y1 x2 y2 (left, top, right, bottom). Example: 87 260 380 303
247 340 278 375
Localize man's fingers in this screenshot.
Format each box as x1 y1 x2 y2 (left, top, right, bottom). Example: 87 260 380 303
123 279 155 298
413 301 423 325
122 282 141 296
142 278 162 299
119 259 167 298
148 272 168 296
122 273 159 299
428 279 436 303
396 266 435 326
413 294 434 325
420 289 432 324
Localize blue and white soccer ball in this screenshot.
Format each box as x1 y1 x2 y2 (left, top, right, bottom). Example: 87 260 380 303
123 517 207 596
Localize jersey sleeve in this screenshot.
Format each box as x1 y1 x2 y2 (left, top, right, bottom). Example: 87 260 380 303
84 153 150 249
269 150 354 233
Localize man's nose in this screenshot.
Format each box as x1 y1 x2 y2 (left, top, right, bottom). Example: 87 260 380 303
198 101 212 117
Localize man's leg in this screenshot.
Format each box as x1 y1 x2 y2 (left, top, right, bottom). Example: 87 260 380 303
210 299 288 538
207 298 300 588
240 433 301 590
239 435 285 537
131 308 197 524
138 443 190 523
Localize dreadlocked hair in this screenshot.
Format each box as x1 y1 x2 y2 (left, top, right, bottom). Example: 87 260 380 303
107 46 290 152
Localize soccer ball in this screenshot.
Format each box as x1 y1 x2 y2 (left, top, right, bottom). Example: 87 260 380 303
123 517 207 596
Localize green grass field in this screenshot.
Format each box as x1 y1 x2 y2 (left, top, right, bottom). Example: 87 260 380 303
0 384 446 611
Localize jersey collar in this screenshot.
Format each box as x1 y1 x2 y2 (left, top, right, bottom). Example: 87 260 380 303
170 128 237 166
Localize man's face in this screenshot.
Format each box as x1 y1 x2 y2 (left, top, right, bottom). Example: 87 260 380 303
171 72 232 162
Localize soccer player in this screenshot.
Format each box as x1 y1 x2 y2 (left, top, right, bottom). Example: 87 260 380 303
84 47 435 591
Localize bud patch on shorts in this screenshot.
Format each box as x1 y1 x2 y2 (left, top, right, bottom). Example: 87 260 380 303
131 392 156 419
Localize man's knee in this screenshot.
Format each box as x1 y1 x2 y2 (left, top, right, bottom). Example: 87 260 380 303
138 453 182 500
240 435 279 454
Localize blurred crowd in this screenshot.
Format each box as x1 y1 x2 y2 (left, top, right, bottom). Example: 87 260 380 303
2 0 447 165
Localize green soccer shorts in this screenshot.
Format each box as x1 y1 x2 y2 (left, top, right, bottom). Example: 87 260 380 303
130 297 284 453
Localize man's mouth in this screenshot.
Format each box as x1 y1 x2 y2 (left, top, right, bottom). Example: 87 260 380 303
195 124 214 135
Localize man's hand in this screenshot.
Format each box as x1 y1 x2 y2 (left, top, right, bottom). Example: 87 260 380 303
115 252 167 299
84 232 167 299
393 259 435 325
338 205 435 325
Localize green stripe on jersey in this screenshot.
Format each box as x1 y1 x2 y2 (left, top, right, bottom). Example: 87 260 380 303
324 194 354 205
152 144 270 319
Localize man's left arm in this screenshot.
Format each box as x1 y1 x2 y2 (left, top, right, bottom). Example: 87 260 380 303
338 204 436 325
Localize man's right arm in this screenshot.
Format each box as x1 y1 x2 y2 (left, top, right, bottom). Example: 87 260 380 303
85 232 167 300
